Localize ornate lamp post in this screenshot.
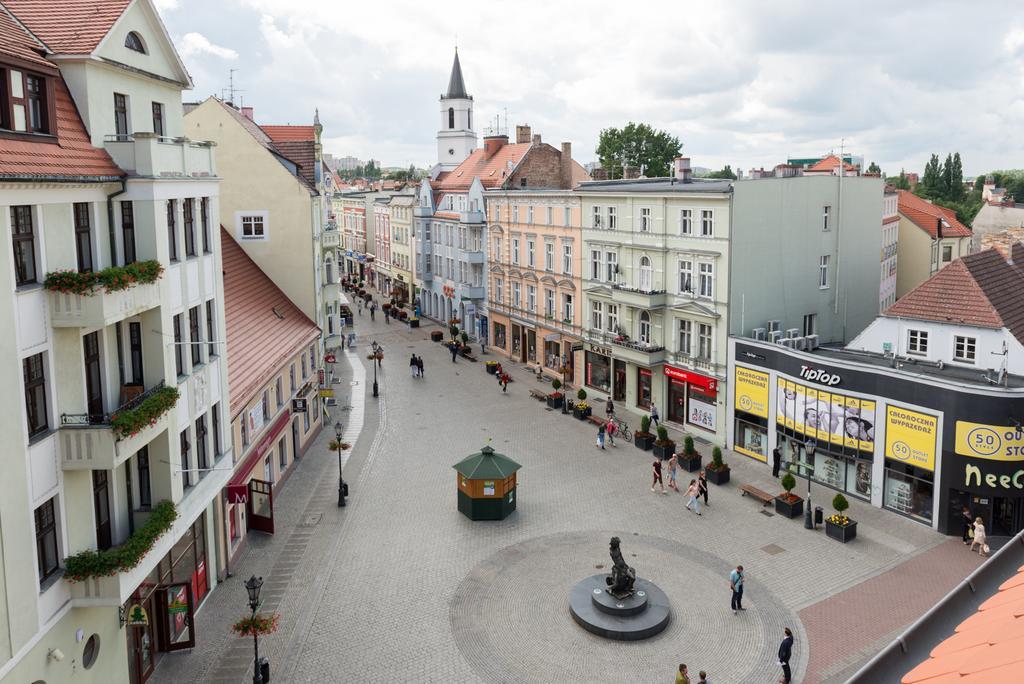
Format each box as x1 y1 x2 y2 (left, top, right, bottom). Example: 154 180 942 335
803 439 816 530
335 421 347 507
244 575 264 684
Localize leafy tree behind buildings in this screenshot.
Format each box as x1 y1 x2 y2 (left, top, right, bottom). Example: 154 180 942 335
889 170 911 190
705 165 738 180
867 161 881 175
595 122 682 179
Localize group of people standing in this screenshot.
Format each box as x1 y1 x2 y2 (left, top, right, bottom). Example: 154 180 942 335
675 625 793 683
408 354 425 378
960 506 989 556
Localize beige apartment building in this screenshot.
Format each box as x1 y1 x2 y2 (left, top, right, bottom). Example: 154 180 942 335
388 193 416 305
895 189 972 299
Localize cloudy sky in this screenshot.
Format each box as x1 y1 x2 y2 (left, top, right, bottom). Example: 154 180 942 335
158 0 1024 176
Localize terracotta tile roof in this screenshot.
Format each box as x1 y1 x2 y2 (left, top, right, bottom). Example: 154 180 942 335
436 142 532 192
261 125 315 143
0 2 52 68
4 0 131 54
807 154 856 173
902 563 1024 683
899 190 972 238
221 228 320 417
885 247 1024 344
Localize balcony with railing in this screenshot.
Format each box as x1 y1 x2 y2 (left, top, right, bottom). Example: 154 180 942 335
610 283 668 309
322 229 341 248
671 351 722 376
49 280 161 328
459 248 486 265
59 382 177 471
586 329 666 365
104 132 216 179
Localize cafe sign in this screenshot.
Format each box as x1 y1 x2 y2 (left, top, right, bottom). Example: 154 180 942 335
588 343 613 357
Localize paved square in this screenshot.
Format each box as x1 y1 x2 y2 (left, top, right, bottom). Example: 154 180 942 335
150 316 984 684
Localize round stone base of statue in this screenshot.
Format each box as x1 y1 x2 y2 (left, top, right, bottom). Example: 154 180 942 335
569 574 670 641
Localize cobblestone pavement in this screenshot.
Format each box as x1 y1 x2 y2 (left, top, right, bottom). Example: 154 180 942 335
151 312 983 684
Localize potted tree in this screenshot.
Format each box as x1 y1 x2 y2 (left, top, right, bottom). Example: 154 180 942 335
653 426 676 460
634 415 654 450
825 493 857 543
679 435 702 472
775 473 804 519
547 378 564 409
573 389 590 420
430 330 444 342
705 446 730 485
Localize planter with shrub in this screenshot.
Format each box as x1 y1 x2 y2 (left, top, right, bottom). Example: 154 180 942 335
634 415 654 450
705 446 730 484
572 389 590 419
775 473 804 519
652 426 676 460
825 493 857 543
431 330 444 342
547 378 564 409
679 435 701 472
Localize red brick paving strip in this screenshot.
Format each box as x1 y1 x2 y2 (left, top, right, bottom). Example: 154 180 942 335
799 539 983 684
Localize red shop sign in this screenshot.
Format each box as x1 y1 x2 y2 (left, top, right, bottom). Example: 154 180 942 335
663 365 717 395
226 484 249 504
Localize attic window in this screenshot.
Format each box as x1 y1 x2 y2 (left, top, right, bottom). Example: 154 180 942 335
125 32 146 53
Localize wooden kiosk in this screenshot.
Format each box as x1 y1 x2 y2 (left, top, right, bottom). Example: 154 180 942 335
453 445 521 520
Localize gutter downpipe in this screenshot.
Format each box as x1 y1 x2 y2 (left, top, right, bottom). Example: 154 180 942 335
106 178 128 264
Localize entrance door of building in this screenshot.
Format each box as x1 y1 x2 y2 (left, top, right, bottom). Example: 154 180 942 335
126 594 157 684
993 496 1023 536
157 583 195 652
92 470 112 550
613 360 626 402
83 331 103 420
292 418 300 461
247 479 274 534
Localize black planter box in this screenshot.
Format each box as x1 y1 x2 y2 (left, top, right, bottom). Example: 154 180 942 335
706 466 730 485
652 442 676 460
774 495 804 519
486 364 498 375
634 433 654 451
573 407 591 420
826 519 857 543
409 319 420 328
681 455 702 473
430 331 444 342
547 395 563 409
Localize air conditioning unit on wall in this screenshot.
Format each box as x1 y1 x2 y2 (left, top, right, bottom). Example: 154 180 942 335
786 328 800 339
779 338 796 348
752 327 767 341
769 330 782 343
806 334 820 350
767 320 782 333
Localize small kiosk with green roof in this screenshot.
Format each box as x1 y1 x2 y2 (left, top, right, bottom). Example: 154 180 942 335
452 445 522 520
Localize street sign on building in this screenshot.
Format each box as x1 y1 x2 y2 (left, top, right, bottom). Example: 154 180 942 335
319 388 335 398
227 484 249 504
292 398 308 413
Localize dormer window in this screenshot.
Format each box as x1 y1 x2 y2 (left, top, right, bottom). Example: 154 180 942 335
0 67 53 135
125 32 146 53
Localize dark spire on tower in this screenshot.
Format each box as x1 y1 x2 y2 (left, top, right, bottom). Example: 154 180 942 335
445 48 470 99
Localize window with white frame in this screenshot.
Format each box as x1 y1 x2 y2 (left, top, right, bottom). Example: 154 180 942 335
512 205 519 223
546 206 552 225
678 319 692 355
954 335 976 362
679 209 692 235
493 236 501 261
678 259 693 294
700 210 714 236
494 277 504 303
512 282 521 308
606 251 618 282
527 239 535 267
544 242 554 271
822 205 831 231
818 255 830 288
528 206 534 224
698 262 714 299
563 206 571 226
638 311 652 344
527 285 536 312
591 300 603 329
563 244 572 275
512 237 520 265
907 329 928 355
640 207 652 232
592 206 602 228
608 206 617 230
591 249 602 280
697 323 712 360
607 303 619 333
562 293 573 321
638 256 653 291
237 211 268 240
545 289 554 317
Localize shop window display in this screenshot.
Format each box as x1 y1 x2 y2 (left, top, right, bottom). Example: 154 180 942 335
884 461 934 523
637 368 652 408
734 419 768 462
586 351 611 392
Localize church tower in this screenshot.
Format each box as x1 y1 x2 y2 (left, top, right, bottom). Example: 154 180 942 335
437 49 477 171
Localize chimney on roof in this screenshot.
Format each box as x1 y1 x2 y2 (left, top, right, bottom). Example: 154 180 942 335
483 133 508 159
674 157 692 183
559 142 573 189
515 125 532 144
241 106 254 121
532 133 541 145
936 217 943 239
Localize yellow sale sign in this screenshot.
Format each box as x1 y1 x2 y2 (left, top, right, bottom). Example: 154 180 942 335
734 366 769 418
955 421 1024 462
884 406 938 472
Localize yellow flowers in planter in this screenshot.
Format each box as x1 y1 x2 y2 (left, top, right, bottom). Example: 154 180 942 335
827 514 852 527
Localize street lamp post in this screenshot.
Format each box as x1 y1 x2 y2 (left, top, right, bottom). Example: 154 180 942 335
803 439 815 530
245 575 264 684
335 421 347 507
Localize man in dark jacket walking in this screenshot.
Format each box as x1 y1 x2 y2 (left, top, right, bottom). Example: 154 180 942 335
778 627 793 683
772 447 782 478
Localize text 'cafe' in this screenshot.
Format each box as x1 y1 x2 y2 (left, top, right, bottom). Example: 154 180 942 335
726 338 1024 537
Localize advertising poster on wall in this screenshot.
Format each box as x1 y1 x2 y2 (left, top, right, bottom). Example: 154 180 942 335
955 421 1024 462
776 378 876 453
884 405 938 472
734 366 769 418
688 398 716 431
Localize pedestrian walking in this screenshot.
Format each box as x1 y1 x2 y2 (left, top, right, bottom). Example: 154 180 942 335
685 479 702 515
650 403 660 428
605 397 615 418
451 342 459 363
778 627 794 684
384 306 390 324
772 447 782 478
500 373 510 393
729 565 745 613
597 423 606 450
347 332 356 348
698 469 709 507
651 459 666 494
410 353 418 378
667 454 679 492
697 671 709 684
416 355 424 378
961 505 973 544
606 418 617 447
370 303 376 321
358 299 363 316
970 517 988 556
675 664 690 684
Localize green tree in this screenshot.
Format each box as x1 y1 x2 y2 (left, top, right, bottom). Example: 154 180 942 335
949 153 964 200
705 164 737 180
595 122 682 179
407 163 418 181
867 161 881 175
921 154 942 197
941 153 954 198
889 169 911 190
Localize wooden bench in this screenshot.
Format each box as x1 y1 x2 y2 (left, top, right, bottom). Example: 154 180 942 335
586 415 606 427
528 389 548 401
739 483 775 506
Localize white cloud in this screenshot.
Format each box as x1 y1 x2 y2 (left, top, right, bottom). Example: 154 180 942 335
178 32 238 61
153 0 179 10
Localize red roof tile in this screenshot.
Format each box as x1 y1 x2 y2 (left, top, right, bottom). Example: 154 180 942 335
221 228 320 417
436 142 532 192
4 0 131 54
885 247 1024 344
261 125 315 143
807 154 856 172
270 139 316 191
0 3 52 68
899 190 972 238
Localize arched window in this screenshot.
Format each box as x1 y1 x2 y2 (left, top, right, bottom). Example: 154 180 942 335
125 31 146 53
639 256 653 292
639 311 651 344
448 107 455 129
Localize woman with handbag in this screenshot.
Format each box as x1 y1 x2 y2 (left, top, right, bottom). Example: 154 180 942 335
969 517 988 556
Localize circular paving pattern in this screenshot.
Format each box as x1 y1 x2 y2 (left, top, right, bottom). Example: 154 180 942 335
450 530 800 683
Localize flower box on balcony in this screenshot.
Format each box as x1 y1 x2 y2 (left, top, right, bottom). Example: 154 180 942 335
64 500 177 582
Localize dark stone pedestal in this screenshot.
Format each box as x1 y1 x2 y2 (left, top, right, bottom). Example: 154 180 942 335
569 574 670 641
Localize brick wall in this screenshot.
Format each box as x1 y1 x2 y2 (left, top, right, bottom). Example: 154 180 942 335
508 144 571 189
